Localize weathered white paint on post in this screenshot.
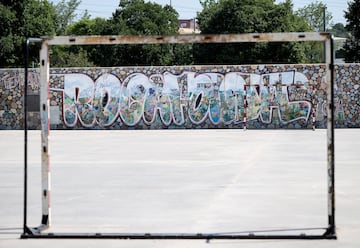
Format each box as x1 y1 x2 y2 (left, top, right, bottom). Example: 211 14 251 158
40 41 51 228
44 33 331 46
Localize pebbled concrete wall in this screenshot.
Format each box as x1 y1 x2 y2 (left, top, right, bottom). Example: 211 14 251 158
0 64 359 130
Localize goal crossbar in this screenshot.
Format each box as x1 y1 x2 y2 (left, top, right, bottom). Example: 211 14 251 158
44 32 330 45
22 32 336 240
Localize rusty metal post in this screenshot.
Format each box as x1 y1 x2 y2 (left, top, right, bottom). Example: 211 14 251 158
39 41 51 231
325 34 336 237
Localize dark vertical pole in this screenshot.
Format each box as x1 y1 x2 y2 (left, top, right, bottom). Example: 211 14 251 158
23 38 43 237
329 34 336 236
323 7 327 63
23 39 29 236
323 7 327 32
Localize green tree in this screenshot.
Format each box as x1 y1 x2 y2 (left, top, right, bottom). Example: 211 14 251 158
50 46 95 67
52 0 194 67
195 0 310 64
329 23 348 38
67 17 110 35
329 23 348 59
73 0 191 67
52 0 81 35
57 17 112 67
296 0 333 32
50 0 98 67
343 0 360 62
113 0 179 35
296 1 334 62
0 0 55 67
0 3 17 66
102 0 182 66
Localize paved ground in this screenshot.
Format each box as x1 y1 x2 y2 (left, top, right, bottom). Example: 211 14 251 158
0 129 359 247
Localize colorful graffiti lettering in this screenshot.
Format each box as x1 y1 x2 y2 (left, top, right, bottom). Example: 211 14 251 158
57 70 314 127
0 71 39 90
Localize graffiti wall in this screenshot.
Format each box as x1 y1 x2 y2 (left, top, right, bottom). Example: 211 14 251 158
1 64 359 130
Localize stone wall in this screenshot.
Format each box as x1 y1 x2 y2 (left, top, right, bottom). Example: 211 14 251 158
0 64 359 130
335 64 360 127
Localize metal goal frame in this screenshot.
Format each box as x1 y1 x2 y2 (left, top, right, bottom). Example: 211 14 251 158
22 32 336 240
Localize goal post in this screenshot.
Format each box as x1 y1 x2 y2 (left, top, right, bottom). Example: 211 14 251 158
22 32 336 239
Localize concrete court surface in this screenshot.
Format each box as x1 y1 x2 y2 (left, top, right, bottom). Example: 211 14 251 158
0 129 359 248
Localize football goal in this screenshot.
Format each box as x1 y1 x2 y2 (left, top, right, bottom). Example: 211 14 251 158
22 32 336 239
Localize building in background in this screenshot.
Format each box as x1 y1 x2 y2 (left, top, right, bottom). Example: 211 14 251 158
178 19 200 34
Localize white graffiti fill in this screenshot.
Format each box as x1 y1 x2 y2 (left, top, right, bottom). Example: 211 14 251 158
63 74 95 127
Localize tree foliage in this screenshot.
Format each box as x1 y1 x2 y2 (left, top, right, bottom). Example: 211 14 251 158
52 0 81 35
327 23 348 59
113 0 179 35
0 0 94 68
82 0 189 67
195 0 310 64
343 0 360 62
329 23 348 38
48 0 97 67
0 0 55 67
1 0 353 67
296 1 336 63
296 0 333 32
62 17 114 67
59 0 190 67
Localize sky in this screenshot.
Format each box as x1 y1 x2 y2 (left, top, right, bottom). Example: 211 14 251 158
277 0 347 24
51 0 347 25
